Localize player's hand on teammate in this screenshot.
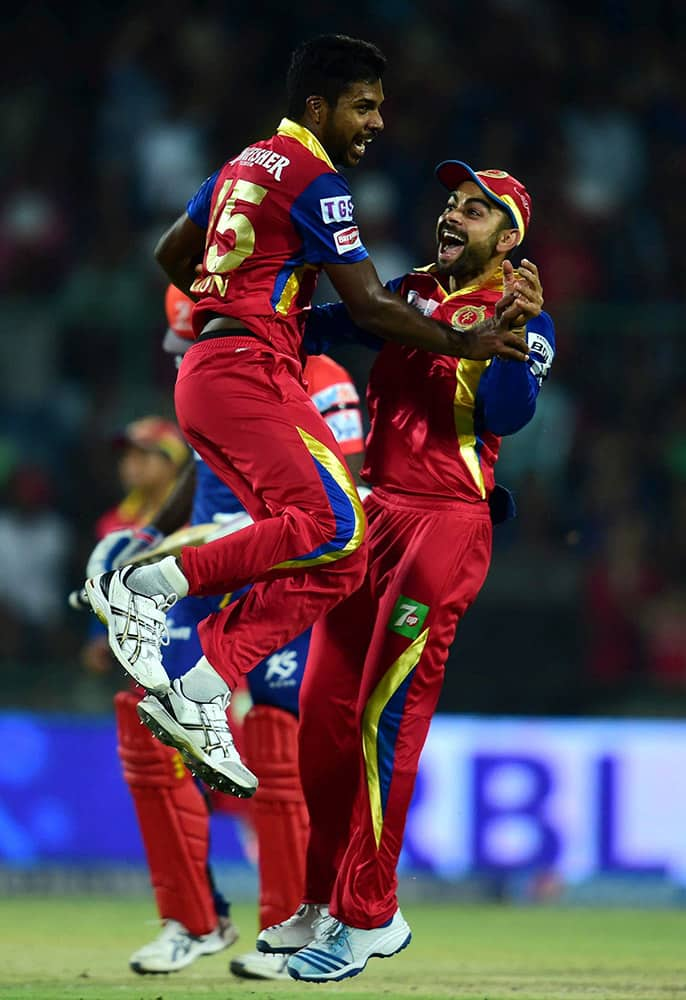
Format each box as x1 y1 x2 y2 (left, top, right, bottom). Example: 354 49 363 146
85 525 164 578
484 258 543 361
450 260 544 363
453 299 529 363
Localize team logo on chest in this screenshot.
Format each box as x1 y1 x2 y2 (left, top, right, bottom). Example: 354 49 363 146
450 304 487 329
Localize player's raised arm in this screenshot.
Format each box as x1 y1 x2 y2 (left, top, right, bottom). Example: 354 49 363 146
324 257 528 361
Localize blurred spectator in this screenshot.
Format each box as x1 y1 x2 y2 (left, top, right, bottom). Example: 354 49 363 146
349 171 413 283
583 512 662 690
0 464 72 666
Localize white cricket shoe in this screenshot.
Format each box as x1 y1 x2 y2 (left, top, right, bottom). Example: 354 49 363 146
230 950 290 980
84 568 175 695
137 679 258 798
287 908 412 982
256 903 331 954
129 917 239 974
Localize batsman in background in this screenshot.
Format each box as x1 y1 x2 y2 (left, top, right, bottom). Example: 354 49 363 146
88 284 366 980
257 161 555 981
80 414 241 973
83 34 531 799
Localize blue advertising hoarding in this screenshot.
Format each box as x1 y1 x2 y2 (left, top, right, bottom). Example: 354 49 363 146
1 712 685 884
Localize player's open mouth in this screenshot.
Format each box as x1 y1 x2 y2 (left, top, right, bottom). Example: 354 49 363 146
351 136 374 158
438 228 466 263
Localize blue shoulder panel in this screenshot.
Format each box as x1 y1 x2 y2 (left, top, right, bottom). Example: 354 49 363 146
291 172 369 266
186 170 220 228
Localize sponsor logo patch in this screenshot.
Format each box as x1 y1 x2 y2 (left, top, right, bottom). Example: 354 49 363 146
333 226 362 254
527 332 553 385
264 649 300 685
388 595 430 639
320 195 354 224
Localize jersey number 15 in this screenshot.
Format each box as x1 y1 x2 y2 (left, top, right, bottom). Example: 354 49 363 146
192 179 268 296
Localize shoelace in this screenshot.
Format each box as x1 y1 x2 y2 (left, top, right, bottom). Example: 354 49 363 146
314 916 346 943
312 912 340 941
126 591 177 648
199 704 234 741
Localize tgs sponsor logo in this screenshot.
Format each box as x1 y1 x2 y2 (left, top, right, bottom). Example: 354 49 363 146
320 195 354 224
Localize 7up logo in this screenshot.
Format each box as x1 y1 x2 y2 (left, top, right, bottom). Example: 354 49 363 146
388 595 430 639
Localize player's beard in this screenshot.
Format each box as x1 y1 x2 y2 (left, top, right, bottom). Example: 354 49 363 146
437 229 502 286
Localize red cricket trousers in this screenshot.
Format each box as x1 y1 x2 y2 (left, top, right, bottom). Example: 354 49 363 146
174 337 367 687
298 487 492 928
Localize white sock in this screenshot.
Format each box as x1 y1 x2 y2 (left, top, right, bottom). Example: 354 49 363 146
126 555 189 599
180 655 230 702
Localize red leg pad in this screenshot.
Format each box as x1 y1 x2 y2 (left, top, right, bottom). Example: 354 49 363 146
242 705 309 930
115 690 216 936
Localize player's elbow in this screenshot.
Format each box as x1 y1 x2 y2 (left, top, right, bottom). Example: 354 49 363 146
154 213 205 277
154 226 176 272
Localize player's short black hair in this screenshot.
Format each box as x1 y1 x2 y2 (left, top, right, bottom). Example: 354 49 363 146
286 34 386 118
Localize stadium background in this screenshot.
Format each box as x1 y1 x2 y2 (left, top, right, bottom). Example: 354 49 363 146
2 0 686 907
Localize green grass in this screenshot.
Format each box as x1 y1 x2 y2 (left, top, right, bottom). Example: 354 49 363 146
0 897 684 999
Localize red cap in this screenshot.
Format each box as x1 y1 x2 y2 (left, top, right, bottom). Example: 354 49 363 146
435 161 532 243
113 416 189 468
163 284 194 354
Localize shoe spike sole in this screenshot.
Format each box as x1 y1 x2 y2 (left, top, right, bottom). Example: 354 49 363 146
137 704 256 799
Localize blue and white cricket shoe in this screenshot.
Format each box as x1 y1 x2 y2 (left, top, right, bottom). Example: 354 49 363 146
287 908 411 982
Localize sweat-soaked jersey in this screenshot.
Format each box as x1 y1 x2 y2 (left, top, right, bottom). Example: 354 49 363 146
187 118 368 361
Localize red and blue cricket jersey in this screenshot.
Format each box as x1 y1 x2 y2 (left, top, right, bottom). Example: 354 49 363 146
186 118 368 359
306 265 555 504
299 268 556 928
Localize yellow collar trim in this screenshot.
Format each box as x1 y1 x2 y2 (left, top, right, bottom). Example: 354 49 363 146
276 118 335 170
411 263 504 301
445 264 504 300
